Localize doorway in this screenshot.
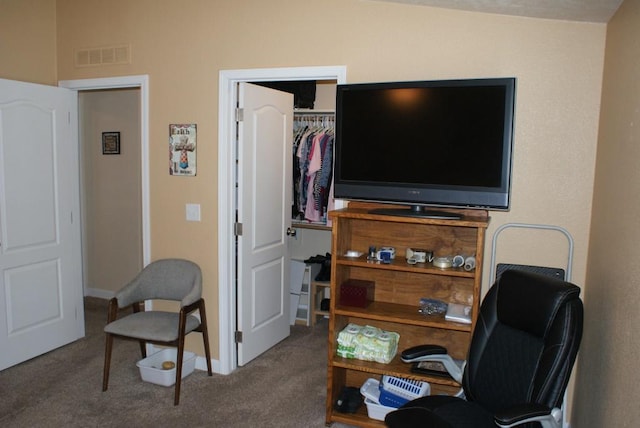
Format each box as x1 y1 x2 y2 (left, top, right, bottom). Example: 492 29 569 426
59 75 151 290
217 66 347 374
79 88 143 296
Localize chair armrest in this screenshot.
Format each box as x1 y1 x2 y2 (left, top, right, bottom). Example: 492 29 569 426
414 354 465 383
494 404 563 428
400 345 464 383
181 298 203 315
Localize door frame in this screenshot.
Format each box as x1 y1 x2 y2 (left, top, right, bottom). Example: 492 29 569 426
217 66 347 374
58 75 151 291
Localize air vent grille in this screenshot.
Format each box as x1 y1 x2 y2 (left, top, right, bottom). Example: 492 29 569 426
75 44 131 67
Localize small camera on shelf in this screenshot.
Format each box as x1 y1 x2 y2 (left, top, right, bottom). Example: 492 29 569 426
376 247 395 263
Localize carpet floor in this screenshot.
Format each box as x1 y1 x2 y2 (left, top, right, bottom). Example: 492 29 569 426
0 297 355 428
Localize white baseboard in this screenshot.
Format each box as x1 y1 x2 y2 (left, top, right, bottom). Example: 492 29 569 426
195 355 222 374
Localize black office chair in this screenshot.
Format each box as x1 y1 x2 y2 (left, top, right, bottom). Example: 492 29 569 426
385 269 583 428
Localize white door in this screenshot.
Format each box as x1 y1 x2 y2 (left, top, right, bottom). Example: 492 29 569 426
236 82 293 365
0 78 84 371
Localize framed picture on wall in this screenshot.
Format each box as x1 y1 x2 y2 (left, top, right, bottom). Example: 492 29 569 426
102 132 120 155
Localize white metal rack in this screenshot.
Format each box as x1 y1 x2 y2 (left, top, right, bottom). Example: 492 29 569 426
489 222 575 428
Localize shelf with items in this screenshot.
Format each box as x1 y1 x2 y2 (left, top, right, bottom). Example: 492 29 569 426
325 205 488 427
333 263 477 329
331 354 463 393
331 314 470 382
328 366 462 428
333 301 472 332
336 256 477 277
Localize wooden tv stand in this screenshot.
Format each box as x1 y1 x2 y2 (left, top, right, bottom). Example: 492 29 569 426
325 204 489 427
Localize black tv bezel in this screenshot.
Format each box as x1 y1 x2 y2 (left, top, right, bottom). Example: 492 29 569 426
333 77 516 215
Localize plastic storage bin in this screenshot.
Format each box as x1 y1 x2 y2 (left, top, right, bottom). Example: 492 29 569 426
360 378 396 421
364 397 396 421
136 348 196 387
379 375 430 407
360 377 431 421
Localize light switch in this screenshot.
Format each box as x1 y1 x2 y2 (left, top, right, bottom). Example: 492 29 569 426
186 203 201 221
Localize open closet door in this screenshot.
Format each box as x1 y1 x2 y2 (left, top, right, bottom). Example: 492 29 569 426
236 82 293 365
0 78 84 371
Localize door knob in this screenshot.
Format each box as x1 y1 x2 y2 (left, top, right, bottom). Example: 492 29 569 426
287 227 297 237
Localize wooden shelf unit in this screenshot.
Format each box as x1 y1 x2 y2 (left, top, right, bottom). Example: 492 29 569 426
325 205 489 426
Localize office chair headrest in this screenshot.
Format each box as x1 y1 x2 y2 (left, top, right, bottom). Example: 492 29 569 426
496 269 581 339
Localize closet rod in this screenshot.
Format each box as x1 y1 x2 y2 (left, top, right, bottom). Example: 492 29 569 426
293 109 335 115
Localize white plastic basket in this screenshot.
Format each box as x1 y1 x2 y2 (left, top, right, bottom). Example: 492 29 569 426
379 375 430 407
360 378 395 421
136 349 196 387
364 397 396 421
360 378 382 402
360 377 430 421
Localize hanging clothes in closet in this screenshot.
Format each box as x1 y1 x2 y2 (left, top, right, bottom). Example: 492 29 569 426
293 112 335 225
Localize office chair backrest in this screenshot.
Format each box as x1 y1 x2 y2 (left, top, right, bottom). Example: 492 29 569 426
114 258 202 308
462 269 583 413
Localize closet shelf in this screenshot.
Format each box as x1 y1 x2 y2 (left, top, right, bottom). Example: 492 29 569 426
291 220 331 231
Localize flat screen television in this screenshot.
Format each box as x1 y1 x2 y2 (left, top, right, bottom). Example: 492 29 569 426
333 77 516 219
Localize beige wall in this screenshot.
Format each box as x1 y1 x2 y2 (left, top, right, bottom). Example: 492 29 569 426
52 0 605 351
0 0 57 85
0 0 618 423
573 0 640 426
80 89 143 295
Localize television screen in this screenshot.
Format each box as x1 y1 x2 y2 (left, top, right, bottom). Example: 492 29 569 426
334 78 516 217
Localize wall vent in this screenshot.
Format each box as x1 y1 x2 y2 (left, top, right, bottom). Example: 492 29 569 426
74 44 131 67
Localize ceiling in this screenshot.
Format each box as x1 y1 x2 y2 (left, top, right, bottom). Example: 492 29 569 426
372 0 624 23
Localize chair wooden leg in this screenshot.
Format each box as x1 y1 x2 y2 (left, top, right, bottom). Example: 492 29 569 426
174 309 189 405
199 300 213 376
103 333 114 391
138 340 147 358
174 347 183 406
